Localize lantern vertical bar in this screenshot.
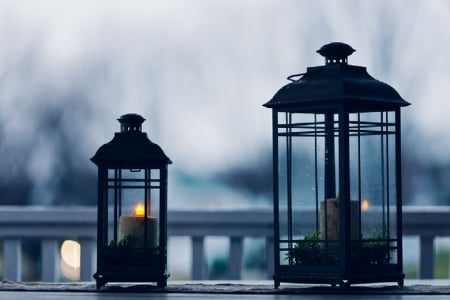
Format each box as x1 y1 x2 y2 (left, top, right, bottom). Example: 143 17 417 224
324 112 336 199
272 109 280 288
159 164 169 286
314 114 319 233
338 108 350 274
113 169 119 246
286 112 293 266
144 168 149 248
96 167 106 289
357 113 362 241
395 108 404 282
385 111 390 239
161 165 168 249
117 169 122 218
98 167 107 248
380 112 386 232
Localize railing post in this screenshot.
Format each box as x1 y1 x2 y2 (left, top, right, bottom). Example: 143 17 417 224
266 236 274 279
79 238 96 282
228 236 243 280
41 239 59 282
192 236 207 280
3 239 22 281
420 235 434 279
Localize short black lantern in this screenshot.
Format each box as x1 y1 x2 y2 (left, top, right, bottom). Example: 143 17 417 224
264 42 410 288
91 113 171 289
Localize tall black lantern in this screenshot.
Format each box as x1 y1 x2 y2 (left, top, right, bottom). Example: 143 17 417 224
91 113 171 289
264 43 410 288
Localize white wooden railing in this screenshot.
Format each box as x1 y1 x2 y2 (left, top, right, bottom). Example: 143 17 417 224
0 206 448 281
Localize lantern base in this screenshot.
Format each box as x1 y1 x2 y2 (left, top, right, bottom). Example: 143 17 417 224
94 271 170 290
273 271 404 288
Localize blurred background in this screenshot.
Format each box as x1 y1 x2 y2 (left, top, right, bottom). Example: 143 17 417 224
0 0 449 282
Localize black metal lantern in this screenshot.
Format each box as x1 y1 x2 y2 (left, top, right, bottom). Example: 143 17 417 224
91 113 171 289
264 42 410 288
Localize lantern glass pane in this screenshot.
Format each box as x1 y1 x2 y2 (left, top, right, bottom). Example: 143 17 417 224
121 188 146 215
316 112 340 264
388 132 398 239
107 185 115 246
151 169 160 180
150 185 160 247
277 112 293 265
105 168 120 247
276 111 341 266
349 111 398 265
277 120 289 262
121 169 146 215
104 168 160 249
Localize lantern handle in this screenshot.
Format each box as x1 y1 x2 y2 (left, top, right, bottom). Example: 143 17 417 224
287 67 325 82
287 73 306 82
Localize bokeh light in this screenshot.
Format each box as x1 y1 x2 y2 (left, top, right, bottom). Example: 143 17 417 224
362 199 370 211
60 240 80 280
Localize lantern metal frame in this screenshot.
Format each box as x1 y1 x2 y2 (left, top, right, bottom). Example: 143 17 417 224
264 42 410 288
91 113 171 289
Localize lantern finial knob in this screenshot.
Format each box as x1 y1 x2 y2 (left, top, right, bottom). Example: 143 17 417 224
117 113 145 133
317 42 355 65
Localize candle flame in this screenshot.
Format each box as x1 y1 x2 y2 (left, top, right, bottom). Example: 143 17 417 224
134 202 145 217
362 199 369 211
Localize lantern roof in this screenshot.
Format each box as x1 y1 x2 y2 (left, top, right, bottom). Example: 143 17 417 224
91 113 172 165
264 42 410 111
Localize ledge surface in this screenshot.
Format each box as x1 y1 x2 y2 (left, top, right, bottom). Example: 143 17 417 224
1 280 450 295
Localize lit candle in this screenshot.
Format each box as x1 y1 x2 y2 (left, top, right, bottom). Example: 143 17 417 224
119 202 158 248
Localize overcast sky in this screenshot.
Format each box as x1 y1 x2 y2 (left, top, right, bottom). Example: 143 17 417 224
0 0 449 206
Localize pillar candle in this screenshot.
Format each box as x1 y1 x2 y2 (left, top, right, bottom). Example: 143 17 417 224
118 202 158 248
320 198 360 241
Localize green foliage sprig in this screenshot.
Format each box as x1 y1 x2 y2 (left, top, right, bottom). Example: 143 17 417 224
107 234 137 248
286 229 394 266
